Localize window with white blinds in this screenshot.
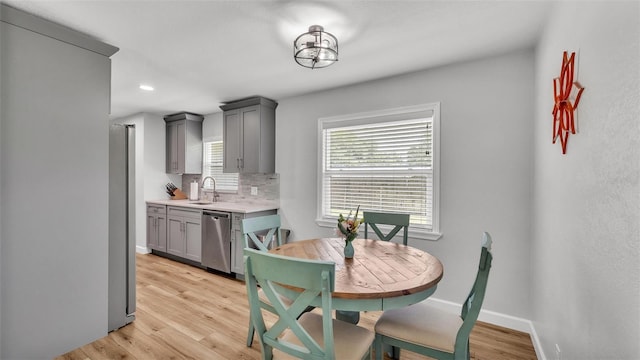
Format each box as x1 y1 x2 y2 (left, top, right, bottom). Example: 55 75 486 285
203 141 239 192
317 103 440 239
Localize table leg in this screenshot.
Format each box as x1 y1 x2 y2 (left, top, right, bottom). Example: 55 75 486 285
335 310 360 324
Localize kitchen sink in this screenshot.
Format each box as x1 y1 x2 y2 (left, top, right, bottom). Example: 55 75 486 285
190 201 213 205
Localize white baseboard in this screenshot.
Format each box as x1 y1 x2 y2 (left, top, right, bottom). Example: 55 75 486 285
528 322 547 360
136 245 151 254
426 297 547 360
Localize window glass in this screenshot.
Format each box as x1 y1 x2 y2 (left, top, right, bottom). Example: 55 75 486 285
318 103 440 239
203 141 238 192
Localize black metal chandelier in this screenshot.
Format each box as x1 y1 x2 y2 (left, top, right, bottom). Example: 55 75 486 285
293 25 338 69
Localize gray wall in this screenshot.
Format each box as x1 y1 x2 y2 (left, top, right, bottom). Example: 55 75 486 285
276 50 535 320
0 12 114 359
533 2 640 359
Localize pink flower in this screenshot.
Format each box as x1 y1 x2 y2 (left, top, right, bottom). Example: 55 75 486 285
337 206 363 238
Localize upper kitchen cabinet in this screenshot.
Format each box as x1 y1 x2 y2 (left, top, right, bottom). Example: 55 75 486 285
164 112 204 174
220 96 277 174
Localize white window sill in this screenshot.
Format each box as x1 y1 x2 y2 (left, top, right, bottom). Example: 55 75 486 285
315 218 442 241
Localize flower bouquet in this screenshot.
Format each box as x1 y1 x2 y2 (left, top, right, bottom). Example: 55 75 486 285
337 206 363 258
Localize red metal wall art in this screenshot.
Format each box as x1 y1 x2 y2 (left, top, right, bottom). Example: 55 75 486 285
552 51 585 154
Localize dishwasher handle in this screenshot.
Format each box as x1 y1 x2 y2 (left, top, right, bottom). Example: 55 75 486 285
203 211 230 219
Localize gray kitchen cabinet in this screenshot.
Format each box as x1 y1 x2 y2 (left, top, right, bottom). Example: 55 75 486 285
166 206 202 262
164 112 204 174
147 204 167 252
230 213 244 275
230 210 277 277
220 97 277 174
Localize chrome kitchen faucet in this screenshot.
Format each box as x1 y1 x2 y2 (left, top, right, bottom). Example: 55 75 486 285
201 176 219 202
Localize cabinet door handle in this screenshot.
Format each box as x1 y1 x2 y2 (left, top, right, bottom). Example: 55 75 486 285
240 158 244 169
236 158 240 169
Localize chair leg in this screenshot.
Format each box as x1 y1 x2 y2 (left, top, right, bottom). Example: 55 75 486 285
375 334 402 360
392 346 400 359
336 309 360 324
246 320 255 347
374 334 384 360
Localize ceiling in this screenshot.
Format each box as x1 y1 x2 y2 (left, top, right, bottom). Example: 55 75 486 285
3 1 552 119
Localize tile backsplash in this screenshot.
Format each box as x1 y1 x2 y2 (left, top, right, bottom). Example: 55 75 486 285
182 173 279 203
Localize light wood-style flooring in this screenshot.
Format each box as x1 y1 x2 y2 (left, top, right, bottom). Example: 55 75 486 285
56 253 537 360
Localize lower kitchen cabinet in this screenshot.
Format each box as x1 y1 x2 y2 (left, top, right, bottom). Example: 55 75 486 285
147 204 167 252
167 206 202 262
147 202 278 277
230 210 277 276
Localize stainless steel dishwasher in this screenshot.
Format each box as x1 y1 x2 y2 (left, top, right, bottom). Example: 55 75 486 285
202 210 231 273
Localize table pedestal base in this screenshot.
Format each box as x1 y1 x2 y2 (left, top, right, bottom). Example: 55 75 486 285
335 310 360 324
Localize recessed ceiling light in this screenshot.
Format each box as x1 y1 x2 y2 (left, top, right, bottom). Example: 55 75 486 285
139 84 154 91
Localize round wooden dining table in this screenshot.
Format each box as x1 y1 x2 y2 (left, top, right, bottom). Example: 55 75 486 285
269 237 444 323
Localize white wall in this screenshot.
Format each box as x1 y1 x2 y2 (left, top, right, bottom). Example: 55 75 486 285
112 114 146 254
113 111 223 254
203 111 223 141
114 112 180 253
532 2 640 359
276 50 535 320
143 112 181 214
0 21 112 358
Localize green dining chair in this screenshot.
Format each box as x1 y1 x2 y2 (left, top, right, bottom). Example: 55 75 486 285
242 214 283 252
243 214 284 347
242 215 315 347
374 232 494 360
363 211 410 245
244 248 375 360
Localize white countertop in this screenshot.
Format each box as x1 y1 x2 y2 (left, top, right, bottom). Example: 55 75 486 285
146 199 279 214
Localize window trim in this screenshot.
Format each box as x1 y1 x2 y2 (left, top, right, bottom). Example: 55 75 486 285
315 103 442 241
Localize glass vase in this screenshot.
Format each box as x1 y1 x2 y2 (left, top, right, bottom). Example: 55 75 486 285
344 233 357 259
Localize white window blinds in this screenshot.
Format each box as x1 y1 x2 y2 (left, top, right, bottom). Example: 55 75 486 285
318 103 440 236
203 141 238 192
